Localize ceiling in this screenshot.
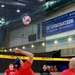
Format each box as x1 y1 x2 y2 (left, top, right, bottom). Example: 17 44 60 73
0 0 45 47
0 0 75 29
0 0 75 48
0 0 45 26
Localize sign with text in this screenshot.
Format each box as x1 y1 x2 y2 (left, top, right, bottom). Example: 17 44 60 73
42 11 75 37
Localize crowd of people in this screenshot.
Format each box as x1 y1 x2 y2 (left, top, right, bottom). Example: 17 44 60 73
4 47 35 75
47 65 68 72
3 47 75 75
47 65 58 72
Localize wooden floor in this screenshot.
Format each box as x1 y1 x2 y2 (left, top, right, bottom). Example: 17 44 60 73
36 72 61 75
0 72 60 75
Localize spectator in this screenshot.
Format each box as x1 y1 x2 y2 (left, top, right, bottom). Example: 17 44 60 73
4 63 17 75
54 65 58 72
50 66 55 72
61 65 67 71
60 57 75 75
40 65 52 75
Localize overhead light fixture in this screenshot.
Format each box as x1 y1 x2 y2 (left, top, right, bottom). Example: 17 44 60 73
31 44 34 48
45 2 49 9
42 42 45 46
17 9 20 13
49 1 56 5
22 46 26 49
0 19 5 26
1 5 5 7
1 18 4 21
9 48 12 52
4 49 7 52
68 37 72 42
54 40 58 44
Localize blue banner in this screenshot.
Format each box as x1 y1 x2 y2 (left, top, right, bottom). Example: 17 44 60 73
37 23 40 39
42 11 75 37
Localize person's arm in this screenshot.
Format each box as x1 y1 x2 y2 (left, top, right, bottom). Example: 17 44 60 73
14 47 34 63
40 73 41 75
4 72 7 75
4 70 8 75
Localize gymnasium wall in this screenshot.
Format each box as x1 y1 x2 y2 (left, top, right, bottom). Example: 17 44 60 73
8 3 75 54
0 51 67 73
45 3 75 55
8 24 45 47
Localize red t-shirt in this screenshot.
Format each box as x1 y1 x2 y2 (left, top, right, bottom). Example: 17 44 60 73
60 68 75 75
15 60 36 75
4 69 17 75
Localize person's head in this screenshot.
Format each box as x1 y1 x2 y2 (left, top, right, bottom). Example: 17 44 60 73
42 65 47 70
14 58 24 69
69 57 75 70
9 63 14 70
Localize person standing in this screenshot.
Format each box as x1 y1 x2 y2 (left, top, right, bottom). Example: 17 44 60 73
4 63 17 75
60 57 75 75
14 47 36 75
40 65 51 75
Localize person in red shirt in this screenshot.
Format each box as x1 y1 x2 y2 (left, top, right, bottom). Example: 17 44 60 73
54 65 58 72
4 63 17 75
14 47 36 75
60 57 75 75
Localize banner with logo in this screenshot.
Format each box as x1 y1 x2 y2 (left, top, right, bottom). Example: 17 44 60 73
42 11 75 37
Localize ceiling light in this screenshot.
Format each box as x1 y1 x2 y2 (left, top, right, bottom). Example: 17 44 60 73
54 40 58 44
1 18 4 21
9 48 12 52
68 37 72 42
22 46 26 49
49 1 56 6
4 49 7 52
31 44 34 48
45 2 49 9
1 5 5 7
50 1 54 5
42 42 45 46
17 9 20 13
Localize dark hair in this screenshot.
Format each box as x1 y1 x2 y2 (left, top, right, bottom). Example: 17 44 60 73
14 58 21 69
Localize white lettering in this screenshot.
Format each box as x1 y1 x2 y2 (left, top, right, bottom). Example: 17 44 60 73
46 19 73 30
